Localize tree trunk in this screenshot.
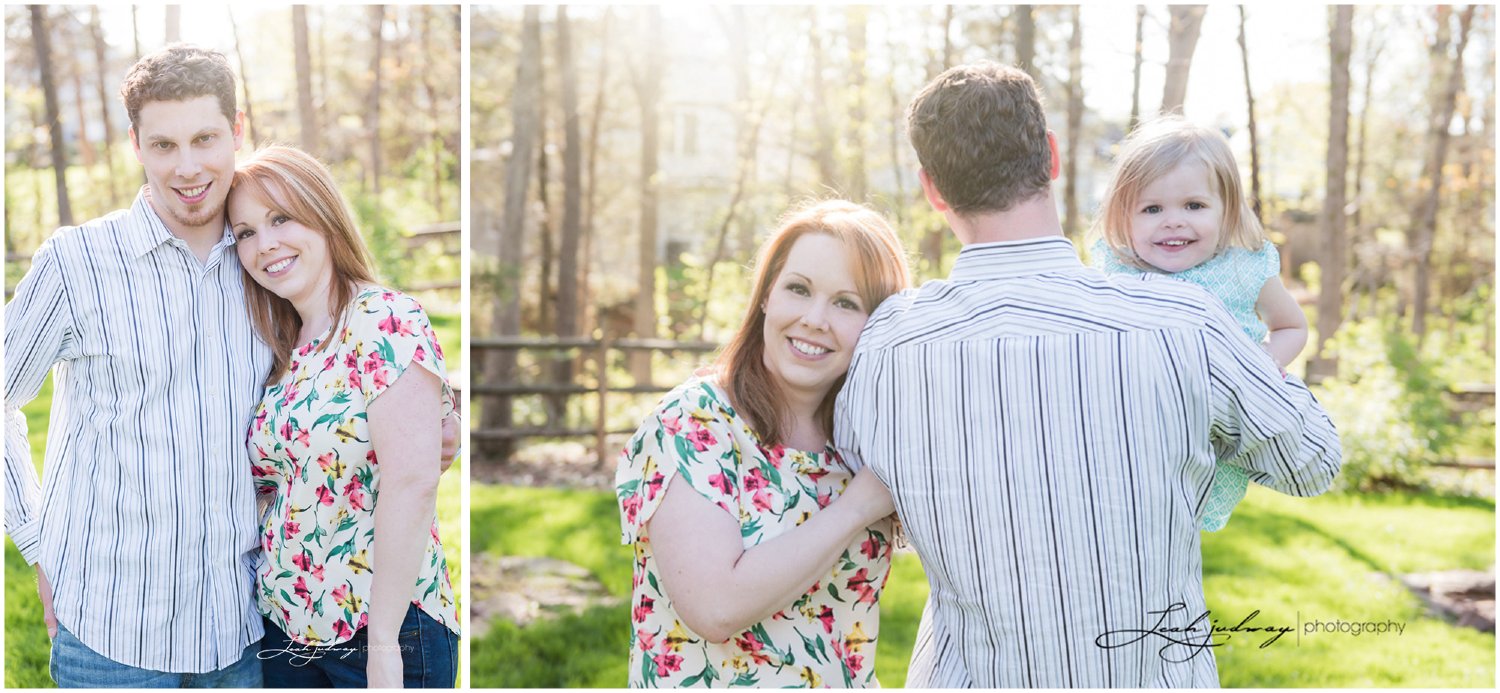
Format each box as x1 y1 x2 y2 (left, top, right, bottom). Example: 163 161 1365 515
293 6 319 153
91 7 119 207
1161 5 1207 115
630 7 664 384
227 7 257 145
1063 6 1083 242
484 6 544 463
367 5 386 200
165 6 180 43
1411 5 1475 342
697 36 789 339
885 9 908 229
1311 5 1353 382
582 9 614 339
131 5 141 60
1130 5 1146 130
31 6 72 227
556 5 583 347
922 5 956 274
1015 5 1037 80
536 58 555 338
845 6 868 201
1347 17 1386 322
420 6 443 217
69 37 96 169
1238 6 1263 222
807 8 841 193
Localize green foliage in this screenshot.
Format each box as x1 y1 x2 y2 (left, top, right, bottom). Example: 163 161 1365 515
473 482 1493 687
1313 304 1493 492
349 193 409 289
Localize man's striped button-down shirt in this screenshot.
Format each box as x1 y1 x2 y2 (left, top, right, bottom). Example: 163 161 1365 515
835 236 1341 687
5 189 273 673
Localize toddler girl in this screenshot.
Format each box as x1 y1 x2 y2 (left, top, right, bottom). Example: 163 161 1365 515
1089 117 1308 531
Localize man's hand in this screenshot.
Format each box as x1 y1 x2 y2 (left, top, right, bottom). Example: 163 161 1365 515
366 646 404 688
36 566 56 638
439 410 461 472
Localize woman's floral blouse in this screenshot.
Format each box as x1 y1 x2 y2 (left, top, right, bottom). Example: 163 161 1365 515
616 378 893 688
248 286 459 646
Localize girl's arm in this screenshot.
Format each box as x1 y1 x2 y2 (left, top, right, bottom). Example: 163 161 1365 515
1256 275 1309 369
365 366 444 688
647 467 893 643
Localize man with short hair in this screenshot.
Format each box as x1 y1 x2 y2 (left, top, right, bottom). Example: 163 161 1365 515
835 61 1341 687
5 44 265 687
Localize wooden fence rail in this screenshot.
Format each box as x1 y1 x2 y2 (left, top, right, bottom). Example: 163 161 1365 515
471 335 719 465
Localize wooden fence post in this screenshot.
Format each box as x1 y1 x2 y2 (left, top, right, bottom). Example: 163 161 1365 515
595 329 612 469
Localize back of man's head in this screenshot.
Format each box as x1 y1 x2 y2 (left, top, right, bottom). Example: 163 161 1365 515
120 44 237 135
907 61 1052 216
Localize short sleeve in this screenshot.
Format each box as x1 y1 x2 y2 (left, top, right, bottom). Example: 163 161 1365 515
1256 240 1281 284
615 380 743 545
347 290 454 415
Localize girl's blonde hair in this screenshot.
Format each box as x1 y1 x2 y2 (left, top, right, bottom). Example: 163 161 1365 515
1090 117 1265 270
714 199 912 447
232 145 378 385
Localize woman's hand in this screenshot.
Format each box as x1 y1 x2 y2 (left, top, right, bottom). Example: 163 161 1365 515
366 645 404 688
843 467 896 525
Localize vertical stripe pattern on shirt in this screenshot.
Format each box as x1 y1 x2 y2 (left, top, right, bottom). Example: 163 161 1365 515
835 237 1341 688
5 190 272 674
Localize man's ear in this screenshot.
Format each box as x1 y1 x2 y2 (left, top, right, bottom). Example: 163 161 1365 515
918 168 950 213
232 110 246 149
1047 130 1061 181
129 126 143 163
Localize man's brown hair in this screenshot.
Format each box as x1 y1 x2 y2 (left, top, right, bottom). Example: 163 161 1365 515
906 61 1052 216
120 44 237 134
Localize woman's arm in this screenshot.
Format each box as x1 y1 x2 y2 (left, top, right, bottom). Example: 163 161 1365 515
1256 276 1309 369
647 467 893 643
365 365 444 688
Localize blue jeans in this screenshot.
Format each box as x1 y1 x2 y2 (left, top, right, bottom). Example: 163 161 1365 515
49 624 262 688
260 605 459 688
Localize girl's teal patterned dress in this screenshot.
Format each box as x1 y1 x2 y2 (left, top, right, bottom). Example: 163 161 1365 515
1090 239 1282 531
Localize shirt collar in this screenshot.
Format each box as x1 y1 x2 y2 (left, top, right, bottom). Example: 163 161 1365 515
125 185 236 259
947 235 1085 282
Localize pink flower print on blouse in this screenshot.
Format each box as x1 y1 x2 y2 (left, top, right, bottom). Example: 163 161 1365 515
816 605 835 633
622 494 644 526
743 468 769 493
633 594 655 623
685 425 716 452
293 576 313 610
706 472 734 497
652 652 683 677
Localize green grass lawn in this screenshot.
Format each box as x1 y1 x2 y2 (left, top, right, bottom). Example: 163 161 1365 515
5 313 464 687
470 483 1495 688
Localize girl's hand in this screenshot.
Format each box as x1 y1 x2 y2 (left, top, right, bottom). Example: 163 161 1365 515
366 646 404 688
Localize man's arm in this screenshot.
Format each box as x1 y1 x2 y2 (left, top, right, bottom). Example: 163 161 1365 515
5 244 74 564
1202 300 1341 495
5 244 75 639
